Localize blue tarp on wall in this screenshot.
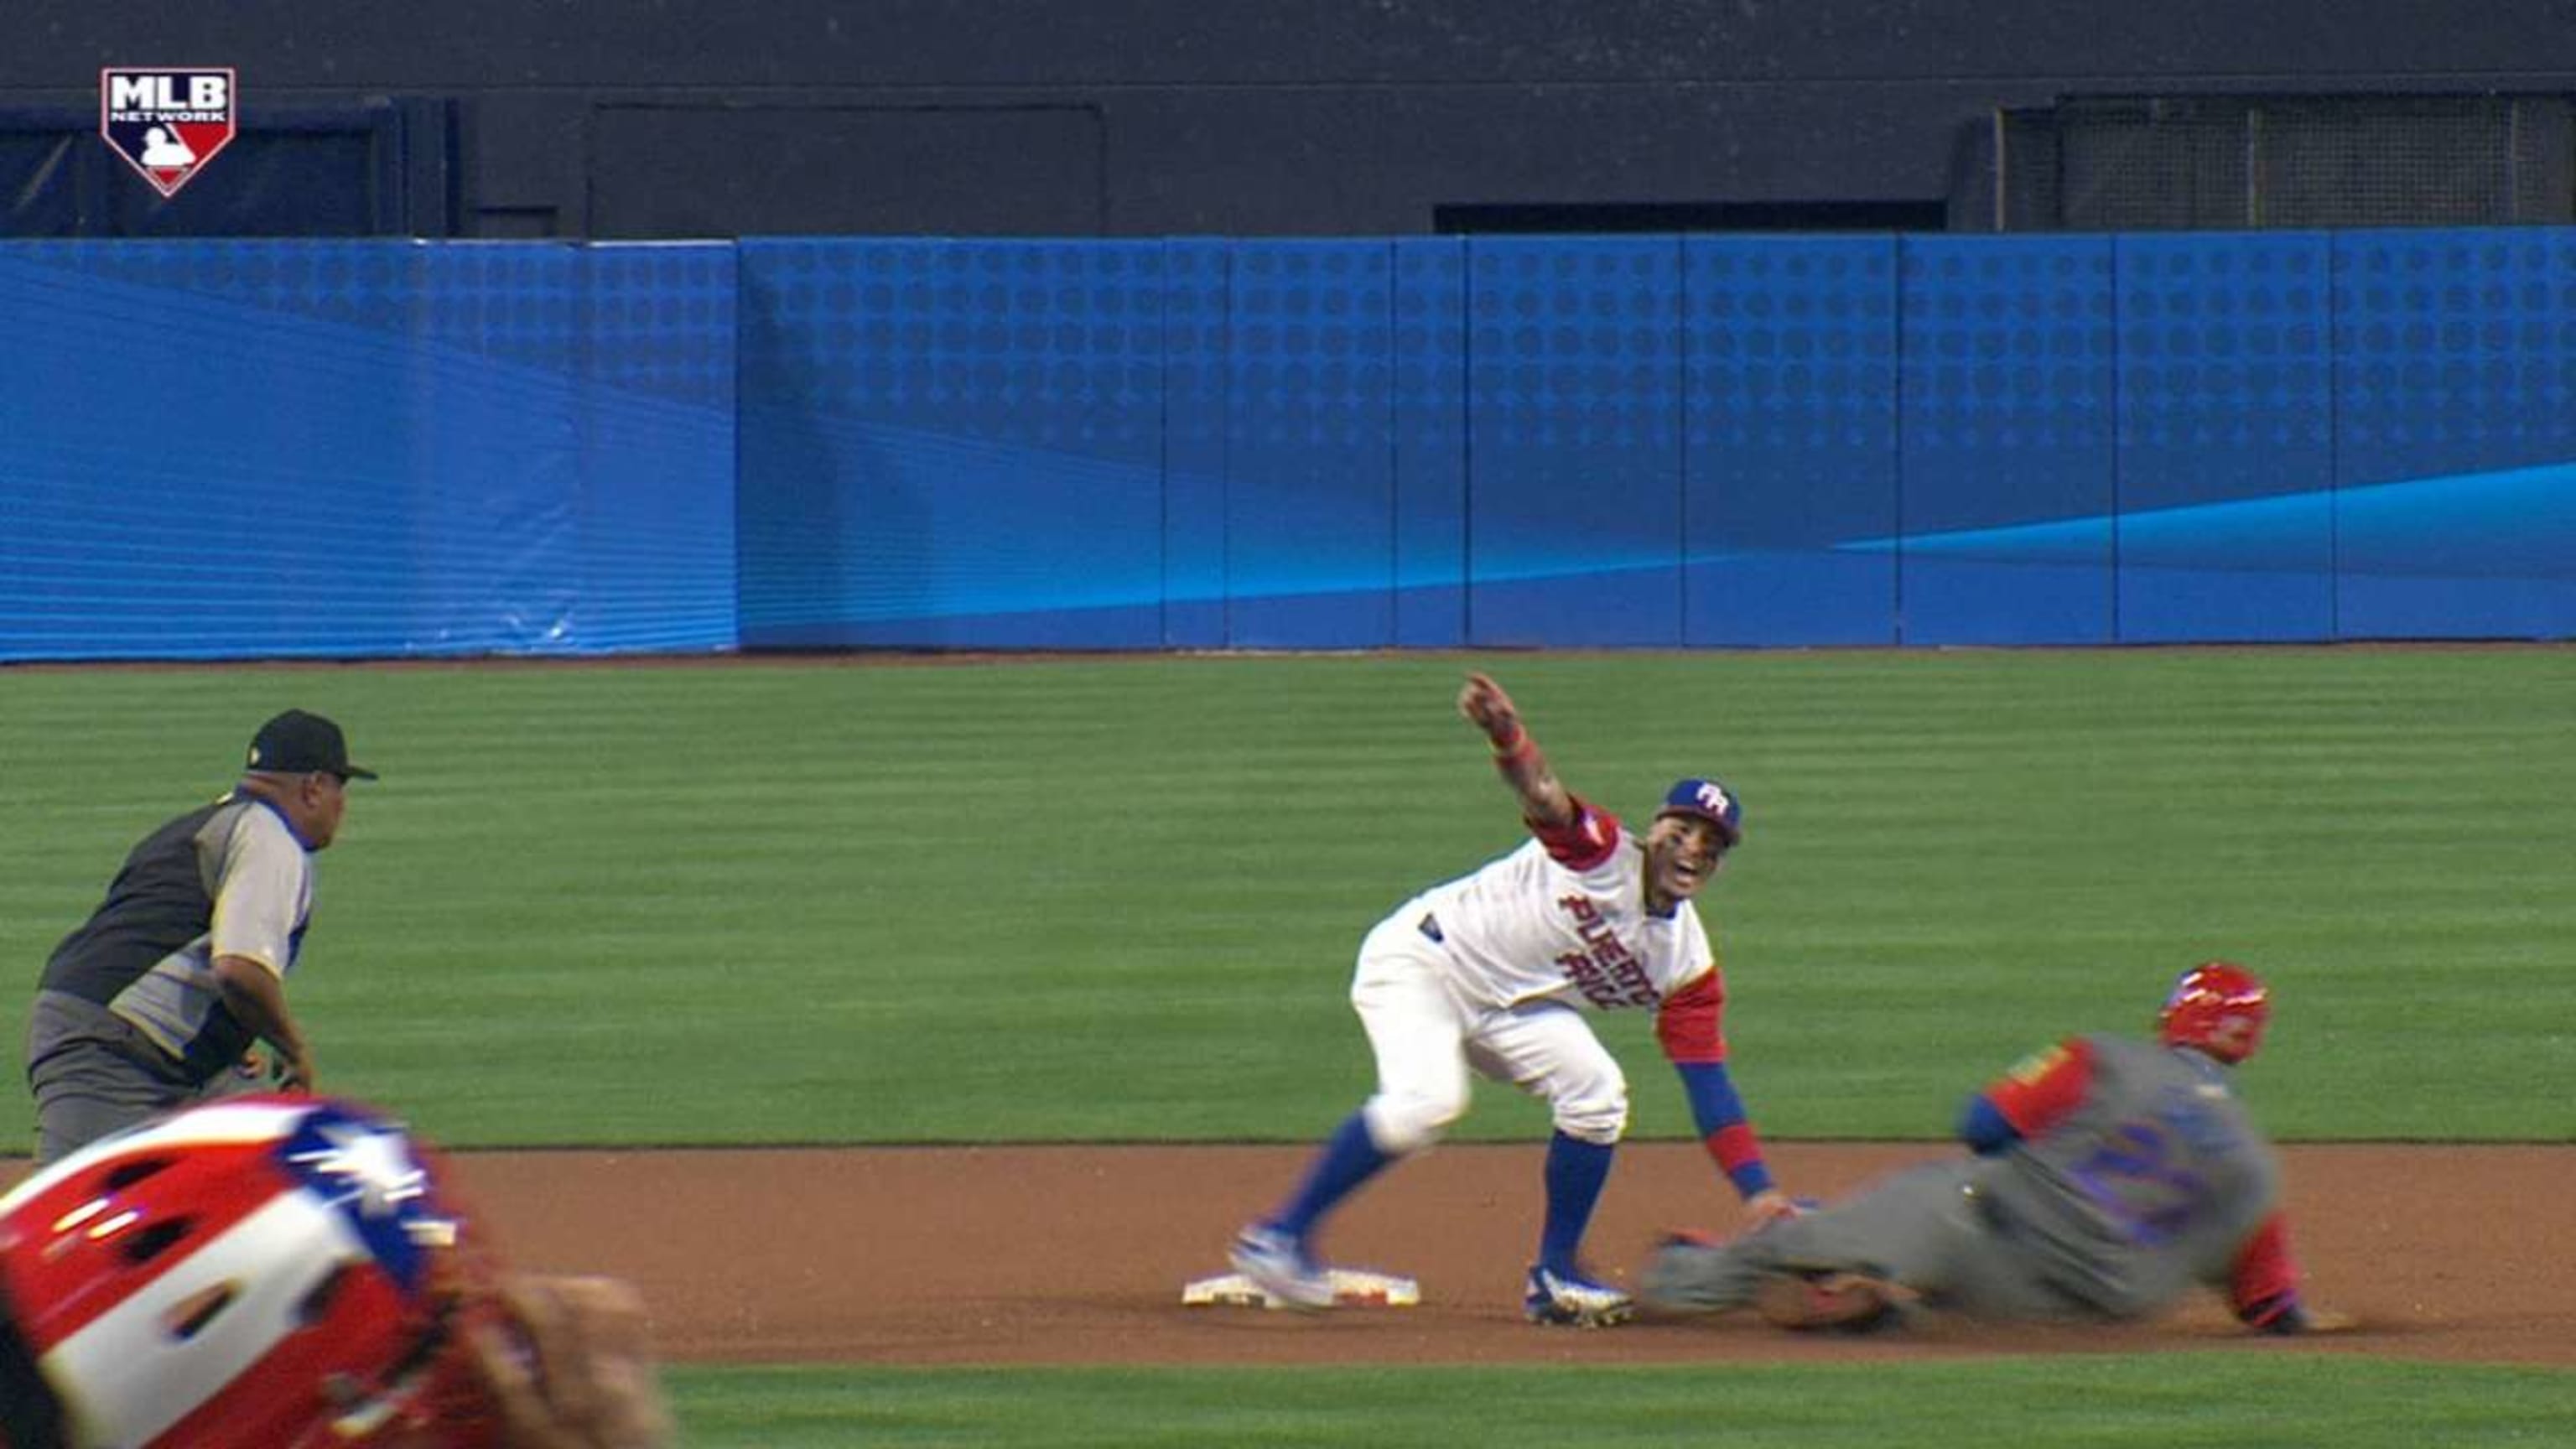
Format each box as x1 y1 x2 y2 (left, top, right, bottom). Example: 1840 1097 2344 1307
0 240 735 659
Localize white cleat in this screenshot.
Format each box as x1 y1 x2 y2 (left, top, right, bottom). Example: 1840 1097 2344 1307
1229 1223 1336 1310
1524 1264 1636 1327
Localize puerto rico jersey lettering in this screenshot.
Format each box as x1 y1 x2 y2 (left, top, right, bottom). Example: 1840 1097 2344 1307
1404 800 1716 1014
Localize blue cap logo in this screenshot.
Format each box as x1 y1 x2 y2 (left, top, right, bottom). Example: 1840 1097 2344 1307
1658 777 1744 844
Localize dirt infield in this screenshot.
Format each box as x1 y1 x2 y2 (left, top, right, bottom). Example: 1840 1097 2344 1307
416 1140 2573 1368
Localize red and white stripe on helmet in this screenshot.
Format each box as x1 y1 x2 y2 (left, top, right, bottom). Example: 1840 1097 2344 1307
0 1096 501 1449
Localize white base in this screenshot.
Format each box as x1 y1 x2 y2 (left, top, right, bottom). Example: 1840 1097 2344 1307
1181 1267 1420 1309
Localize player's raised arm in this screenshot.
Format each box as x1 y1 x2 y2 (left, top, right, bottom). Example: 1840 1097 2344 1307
1457 673 1576 828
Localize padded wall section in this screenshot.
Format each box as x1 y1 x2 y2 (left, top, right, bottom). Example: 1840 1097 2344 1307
0 242 460 657
2115 233 2335 642
1465 238 1685 646
1160 240 1229 647
1223 241 1396 647
1896 236 2117 645
578 242 740 651
0 241 735 659
1390 238 1468 647
1683 236 1898 646
2330 231 2576 638
405 244 583 651
8 229 2568 662
735 239 1168 648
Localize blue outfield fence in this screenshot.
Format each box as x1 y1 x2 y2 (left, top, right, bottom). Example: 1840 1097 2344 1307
2 230 2571 659
2113 233 2337 645
0 241 736 661
1683 236 1899 648
1895 236 2119 647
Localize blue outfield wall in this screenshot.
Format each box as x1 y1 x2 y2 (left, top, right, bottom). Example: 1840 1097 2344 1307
2330 231 2576 640
1463 237 1687 647
735 228 2573 650
0 240 736 660
1896 236 2118 647
3 230 2572 660
735 239 1170 650
2114 233 2336 644
1684 237 1899 648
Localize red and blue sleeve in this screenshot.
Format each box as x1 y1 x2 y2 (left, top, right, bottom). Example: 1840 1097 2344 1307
1960 1037 2098 1153
1656 969 1776 1198
1529 797 1622 872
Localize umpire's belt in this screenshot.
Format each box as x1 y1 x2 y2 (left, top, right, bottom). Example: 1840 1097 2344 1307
1417 912 1445 944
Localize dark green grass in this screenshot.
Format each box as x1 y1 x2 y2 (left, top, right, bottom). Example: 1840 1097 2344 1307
663 1358 2576 1447
1 648 2569 1150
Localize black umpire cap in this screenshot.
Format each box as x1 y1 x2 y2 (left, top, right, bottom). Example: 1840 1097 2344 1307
245 709 378 781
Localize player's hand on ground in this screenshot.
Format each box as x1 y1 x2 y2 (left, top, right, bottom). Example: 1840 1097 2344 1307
468 1274 677 1449
2297 1306 2360 1333
1457 673 1524 746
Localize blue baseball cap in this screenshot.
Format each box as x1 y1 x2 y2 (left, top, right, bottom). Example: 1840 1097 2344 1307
1657 776 1743 845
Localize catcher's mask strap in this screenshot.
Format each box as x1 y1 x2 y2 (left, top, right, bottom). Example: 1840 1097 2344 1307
0 1275 68 1449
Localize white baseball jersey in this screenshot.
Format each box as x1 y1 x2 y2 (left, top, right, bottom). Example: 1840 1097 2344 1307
1398 800 1716 1015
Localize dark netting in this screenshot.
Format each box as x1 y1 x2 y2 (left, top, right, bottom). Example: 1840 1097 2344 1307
2509 96 2576 223
1991 94 2576 231
2058 100 2248 230
1992 110 2060 231
2254 98 2509 226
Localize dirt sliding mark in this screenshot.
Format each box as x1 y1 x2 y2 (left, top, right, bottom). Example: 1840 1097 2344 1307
412 1140 2573 1368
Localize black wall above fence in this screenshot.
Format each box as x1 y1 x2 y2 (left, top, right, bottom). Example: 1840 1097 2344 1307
10 1 2576 238
0 100 450 239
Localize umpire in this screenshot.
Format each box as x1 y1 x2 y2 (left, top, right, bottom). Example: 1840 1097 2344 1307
24 709 374 1165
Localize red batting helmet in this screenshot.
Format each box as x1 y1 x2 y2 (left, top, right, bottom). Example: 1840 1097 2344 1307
2157 961 2271 1065
0 1096 504 1449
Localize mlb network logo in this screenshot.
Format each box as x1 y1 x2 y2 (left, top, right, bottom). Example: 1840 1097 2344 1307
101 67 236 197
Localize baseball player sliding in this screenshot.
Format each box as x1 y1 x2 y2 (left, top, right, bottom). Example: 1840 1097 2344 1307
1229 672 1801 1327
1645 962 2355 1337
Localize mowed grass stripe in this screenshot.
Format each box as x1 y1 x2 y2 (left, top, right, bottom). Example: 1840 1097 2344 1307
663 1357 2576 1448
0 649 2567 1148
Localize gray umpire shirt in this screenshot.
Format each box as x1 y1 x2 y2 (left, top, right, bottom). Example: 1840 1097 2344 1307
35 794 313 1084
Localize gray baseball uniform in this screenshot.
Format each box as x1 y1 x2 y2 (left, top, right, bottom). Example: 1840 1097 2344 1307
1647 1033 2288 1322
26 794 315 1162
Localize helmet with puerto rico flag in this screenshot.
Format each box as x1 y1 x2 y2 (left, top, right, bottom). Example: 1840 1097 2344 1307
0 1096 505 1449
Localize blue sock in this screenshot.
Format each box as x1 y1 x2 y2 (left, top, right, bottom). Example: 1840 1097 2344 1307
1270 1110 1394 1243
1538 1130 1616 1275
